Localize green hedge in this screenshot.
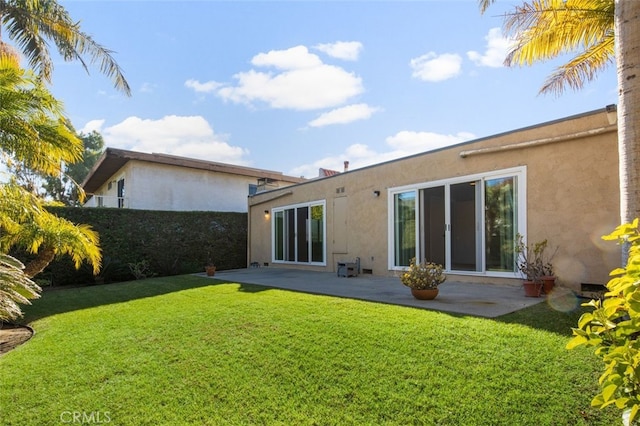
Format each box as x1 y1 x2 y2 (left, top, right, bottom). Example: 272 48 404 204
32 208 247 286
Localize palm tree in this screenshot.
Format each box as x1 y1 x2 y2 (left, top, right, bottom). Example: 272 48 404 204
0 183 101 279
0 54 83 177
479 0 640 243
0 253 40 322
0 53 101 319
0 0 130 95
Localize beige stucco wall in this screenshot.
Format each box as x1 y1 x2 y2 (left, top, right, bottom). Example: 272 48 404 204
249 108 621 291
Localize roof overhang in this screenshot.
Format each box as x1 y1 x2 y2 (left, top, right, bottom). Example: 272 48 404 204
81 148 306 193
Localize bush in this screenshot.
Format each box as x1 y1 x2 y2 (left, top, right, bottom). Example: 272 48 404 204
567 218 640 425
22 208 247 286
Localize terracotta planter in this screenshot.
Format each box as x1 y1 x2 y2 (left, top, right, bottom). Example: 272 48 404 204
410 288 439 300
205 266 216 276
542 276 556 293
523 280 543 297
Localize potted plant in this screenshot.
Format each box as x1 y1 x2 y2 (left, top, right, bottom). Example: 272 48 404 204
400 258 446 300
205 263 216 276
204 251 216 276
515 234 556 297
541 261 556 294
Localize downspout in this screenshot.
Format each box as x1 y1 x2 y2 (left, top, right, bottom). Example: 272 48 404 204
247 198 252 268
459 125 617 158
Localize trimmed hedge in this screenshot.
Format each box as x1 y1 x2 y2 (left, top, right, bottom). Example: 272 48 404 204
32 207 247 286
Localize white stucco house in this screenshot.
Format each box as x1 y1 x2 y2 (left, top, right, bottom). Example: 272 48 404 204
81 148 305 212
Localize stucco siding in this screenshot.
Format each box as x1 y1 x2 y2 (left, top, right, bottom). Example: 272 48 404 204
127 162 253 212
92 161 255 212
249 108 621 291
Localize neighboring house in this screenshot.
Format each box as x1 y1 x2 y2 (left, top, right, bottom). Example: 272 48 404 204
248 106 621 292
82 148 305 212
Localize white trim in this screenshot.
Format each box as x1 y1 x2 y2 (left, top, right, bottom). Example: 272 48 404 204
271 199 327 266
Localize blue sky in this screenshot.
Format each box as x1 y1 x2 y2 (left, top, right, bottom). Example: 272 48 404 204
49 0 617 178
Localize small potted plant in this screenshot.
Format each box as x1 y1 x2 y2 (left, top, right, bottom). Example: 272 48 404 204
400 257 446 300
515 234 556 296
205 264 216 276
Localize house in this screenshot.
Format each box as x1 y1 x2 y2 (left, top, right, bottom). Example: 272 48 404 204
81 148 305 212
248 106 621 292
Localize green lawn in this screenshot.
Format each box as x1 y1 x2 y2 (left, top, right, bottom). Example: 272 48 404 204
0 275 618 425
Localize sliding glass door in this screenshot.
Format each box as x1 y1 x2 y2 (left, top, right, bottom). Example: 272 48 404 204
273 201 326 265
390 168 523 276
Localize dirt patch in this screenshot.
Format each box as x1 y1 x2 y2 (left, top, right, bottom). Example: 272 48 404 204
0 324 34 355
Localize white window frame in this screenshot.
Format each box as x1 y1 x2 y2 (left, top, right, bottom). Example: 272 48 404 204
271 200 327 266
387 166 527 278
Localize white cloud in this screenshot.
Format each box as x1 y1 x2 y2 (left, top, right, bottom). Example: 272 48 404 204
80 119 106 134
314 41 363 61
289 130 475 178
467 28 514 68
308 103 381 127
211 45 363 110
97 115 249 165
185 79 223 93
410 52 463 82
252 45 323 70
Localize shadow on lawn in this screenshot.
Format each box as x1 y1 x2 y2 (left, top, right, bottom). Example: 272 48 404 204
494 291 591 336
22 275 230 324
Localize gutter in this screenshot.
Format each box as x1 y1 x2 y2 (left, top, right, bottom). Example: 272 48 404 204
248 190 294 207
459 125 617 158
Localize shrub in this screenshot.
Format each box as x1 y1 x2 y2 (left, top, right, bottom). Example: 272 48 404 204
567 218 640 425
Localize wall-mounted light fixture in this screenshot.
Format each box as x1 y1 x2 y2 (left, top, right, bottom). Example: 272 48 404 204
264 210 270 218
373 190 380 197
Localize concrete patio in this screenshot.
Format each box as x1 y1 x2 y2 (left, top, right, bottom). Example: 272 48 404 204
206 267 554 318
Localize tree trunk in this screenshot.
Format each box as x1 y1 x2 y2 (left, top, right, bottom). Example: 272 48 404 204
615 0 640 264
23 246 56 278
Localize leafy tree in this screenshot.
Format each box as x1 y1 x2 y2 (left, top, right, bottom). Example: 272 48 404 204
0 0 130 95
43 130 105 205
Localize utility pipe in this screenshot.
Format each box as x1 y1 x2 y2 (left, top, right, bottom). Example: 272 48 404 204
459 125 617 158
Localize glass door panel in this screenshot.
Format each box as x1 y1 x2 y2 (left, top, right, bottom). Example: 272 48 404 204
394 191 416 267
450 181 479 271
420 187 445 265
485 177 516 272
311 205 324 262
296 207 309 262
285 209 295 261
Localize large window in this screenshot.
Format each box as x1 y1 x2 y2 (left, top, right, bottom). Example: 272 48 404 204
389 168 524 276
273 201 326 265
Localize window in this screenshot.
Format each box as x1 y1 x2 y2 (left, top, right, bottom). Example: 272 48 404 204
389 167 525 276
248 184 258 196
273 201 326 265
117 178 125 209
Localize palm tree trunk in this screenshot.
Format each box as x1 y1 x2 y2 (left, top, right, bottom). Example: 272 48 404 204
23 246 56 278
615 0 640 264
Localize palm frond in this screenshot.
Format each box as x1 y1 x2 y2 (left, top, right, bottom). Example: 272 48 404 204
539 34 614 95
0 0 130 95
